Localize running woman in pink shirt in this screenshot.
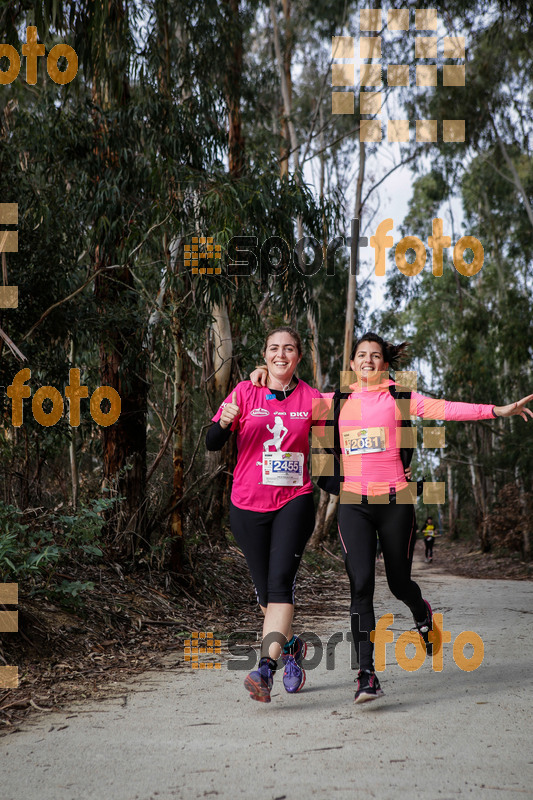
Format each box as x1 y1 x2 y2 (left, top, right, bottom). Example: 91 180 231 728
328 332 533 703
206 328 321 702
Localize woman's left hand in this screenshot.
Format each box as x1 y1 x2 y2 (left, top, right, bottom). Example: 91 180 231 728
493 393 533 421
250 365 268 387
404 466 412 481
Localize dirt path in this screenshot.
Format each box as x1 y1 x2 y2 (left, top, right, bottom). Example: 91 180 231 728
2 549 532 800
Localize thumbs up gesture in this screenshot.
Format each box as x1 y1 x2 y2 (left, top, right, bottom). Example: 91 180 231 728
220 390 241 429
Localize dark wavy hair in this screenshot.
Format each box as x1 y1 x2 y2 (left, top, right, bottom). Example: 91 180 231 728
350 331 409 369
263 327 303 357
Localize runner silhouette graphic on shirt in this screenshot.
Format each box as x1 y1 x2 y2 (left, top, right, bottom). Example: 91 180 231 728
263 416 288 451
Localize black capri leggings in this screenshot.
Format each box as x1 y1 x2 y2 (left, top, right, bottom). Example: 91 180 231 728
229 493 315 607
337 500 427 671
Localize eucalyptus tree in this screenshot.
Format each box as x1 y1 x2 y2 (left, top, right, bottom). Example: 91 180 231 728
370 0 533 552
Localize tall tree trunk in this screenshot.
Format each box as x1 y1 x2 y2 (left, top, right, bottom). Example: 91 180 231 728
343 142 365 372
169 312 184 572
200 0 245 539
278 0 292 178
224 0 245 178
69 338 79 511
467 429 491 552
166 231 188 573
92 0 148 558
306 307 323 389
515 465 531 560
309 100 339 548
203 302 234 539
309 492 339 550
95 253 148 556
270 0 299 173
447 461 457 540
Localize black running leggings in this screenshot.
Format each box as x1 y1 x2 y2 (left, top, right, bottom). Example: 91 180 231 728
229 493 315 607
337 501 427 671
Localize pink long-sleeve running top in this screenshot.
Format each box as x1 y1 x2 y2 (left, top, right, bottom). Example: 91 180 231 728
313 377 495 497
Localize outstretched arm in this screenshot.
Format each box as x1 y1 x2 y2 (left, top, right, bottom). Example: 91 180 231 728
492 393 533 422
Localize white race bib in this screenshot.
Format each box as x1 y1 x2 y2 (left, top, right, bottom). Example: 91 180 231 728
342 427 386 455
262 452 304 486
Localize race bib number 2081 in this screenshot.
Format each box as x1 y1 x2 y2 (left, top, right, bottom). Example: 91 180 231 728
342 427 386 456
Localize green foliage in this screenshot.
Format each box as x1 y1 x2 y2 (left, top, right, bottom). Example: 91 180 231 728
0 499 113 607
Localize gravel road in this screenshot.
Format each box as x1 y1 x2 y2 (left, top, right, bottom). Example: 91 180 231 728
2 554 532 800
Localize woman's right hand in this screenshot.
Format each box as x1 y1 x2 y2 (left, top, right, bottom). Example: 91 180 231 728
220 391 241 429
250 365 268 387
493 393 533 421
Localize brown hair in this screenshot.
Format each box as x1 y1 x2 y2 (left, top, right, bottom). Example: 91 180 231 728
263 327 303 357
350 331 409 369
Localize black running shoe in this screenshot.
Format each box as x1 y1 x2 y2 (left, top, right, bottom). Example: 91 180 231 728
354 669 384 704
414 598 434 656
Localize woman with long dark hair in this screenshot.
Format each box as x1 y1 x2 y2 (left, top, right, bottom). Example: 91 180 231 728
329 332 532 702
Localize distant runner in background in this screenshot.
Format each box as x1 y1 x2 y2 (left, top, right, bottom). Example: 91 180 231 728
422 517 437 563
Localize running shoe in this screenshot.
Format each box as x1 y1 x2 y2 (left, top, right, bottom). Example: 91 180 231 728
282 636 307 693
354 669 384 704
282 656 306 693
244 661 274 703
414 599 434 656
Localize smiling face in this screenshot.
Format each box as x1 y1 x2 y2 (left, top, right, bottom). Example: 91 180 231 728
264 331 301 387
350 339 389 382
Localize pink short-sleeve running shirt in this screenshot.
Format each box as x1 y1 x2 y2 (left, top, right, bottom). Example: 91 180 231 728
212 380 322 512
